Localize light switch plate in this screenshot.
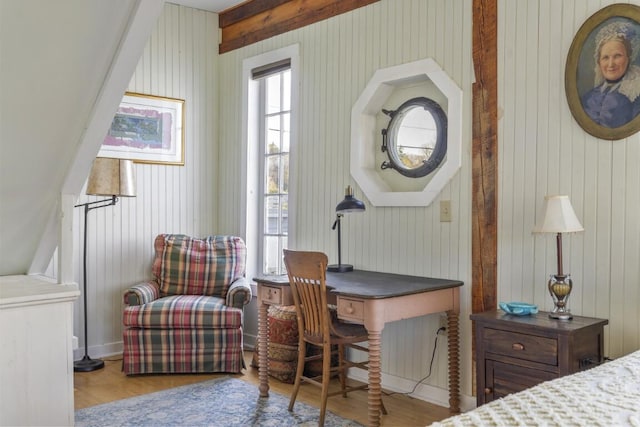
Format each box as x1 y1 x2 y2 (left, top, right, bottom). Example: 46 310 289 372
440 200 452 222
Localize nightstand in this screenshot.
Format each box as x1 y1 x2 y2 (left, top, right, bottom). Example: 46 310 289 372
470 310 608 406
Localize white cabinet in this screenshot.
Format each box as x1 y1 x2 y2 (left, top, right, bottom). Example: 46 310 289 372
0 275 79 427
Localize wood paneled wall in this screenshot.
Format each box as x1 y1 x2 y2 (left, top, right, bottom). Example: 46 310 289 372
218 0 475 405
70 4 219 356
63 0 639 409
497 0 639 358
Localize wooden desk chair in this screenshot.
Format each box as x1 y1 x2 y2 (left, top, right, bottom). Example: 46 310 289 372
283 249 386 426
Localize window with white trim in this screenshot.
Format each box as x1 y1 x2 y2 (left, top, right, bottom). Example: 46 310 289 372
254 64 291 275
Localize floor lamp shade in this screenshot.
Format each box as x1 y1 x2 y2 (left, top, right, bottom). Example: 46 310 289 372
328 186 365 273
534 195 584 320
86 157 136 197
74 158 136 372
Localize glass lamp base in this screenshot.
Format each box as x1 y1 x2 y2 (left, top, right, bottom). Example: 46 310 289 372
548 274 573 320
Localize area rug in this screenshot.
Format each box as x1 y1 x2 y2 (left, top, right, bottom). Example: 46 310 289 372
75 376 362 427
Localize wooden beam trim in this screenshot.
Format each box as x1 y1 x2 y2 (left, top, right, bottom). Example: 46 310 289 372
219 0 379 54
219 0 290 28
471 0 498 314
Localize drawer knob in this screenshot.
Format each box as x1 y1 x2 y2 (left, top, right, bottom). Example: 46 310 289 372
484 387 492 395
345 304 355 314
512 343 525 351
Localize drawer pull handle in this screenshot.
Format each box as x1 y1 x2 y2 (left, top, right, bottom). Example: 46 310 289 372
345 304 355 314
484 387 492 395
512 343 525 351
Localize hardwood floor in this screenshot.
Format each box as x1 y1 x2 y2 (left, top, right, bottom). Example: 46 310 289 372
74 351 451 426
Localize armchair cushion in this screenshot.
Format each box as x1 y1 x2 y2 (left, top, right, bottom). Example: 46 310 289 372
123 295 242 329
152 234 246 298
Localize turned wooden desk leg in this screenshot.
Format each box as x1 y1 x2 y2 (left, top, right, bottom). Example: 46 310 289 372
258 300 269 397
447 309 460 413
367 329 383 427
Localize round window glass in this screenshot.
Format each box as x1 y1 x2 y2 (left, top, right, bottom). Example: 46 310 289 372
381 97 447 178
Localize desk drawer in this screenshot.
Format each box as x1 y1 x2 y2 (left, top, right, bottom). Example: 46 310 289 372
261 285 284 304
337 298 364 322
484 328 558 366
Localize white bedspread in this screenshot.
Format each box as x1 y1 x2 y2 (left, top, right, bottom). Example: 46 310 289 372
431 350 640 427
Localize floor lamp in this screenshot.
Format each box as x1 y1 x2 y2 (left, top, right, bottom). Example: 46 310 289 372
74 157 136 372
327 185 365 272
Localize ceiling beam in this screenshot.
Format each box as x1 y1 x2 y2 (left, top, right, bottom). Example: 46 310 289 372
219 0 379 54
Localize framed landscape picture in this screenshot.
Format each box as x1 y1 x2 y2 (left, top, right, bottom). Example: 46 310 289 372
565 4 640 140
99 92 185 165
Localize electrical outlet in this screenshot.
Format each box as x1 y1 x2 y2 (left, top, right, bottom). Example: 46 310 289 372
439 314 448 331
440 200 452 222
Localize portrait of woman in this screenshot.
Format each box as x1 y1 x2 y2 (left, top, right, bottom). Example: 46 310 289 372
565 4 640 140
581 21 640 128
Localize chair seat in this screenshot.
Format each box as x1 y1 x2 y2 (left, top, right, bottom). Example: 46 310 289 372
123 295 242 329
330 320 368 340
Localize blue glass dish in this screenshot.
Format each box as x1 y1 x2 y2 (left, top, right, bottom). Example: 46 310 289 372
499 302 538 316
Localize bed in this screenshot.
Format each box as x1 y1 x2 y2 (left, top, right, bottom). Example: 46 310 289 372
431 349 640 426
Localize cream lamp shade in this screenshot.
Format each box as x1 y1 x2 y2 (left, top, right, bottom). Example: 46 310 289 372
86 158 136 197
534 195 584 234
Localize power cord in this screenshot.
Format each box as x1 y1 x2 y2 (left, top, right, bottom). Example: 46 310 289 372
384 326 446 397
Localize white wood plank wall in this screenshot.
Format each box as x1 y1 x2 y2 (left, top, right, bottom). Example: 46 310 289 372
219 0 475 403
498 0 639 358
57 0 639 408
70 4 219 356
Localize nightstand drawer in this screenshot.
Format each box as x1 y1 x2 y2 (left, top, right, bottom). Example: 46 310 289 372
484 328 558 365
486 360 557 399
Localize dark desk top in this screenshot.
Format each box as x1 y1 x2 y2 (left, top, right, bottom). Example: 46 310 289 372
254 270 463 300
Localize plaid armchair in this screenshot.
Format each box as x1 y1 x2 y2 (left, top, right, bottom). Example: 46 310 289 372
122 234 252 375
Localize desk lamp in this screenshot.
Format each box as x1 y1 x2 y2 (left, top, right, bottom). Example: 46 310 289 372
534 195 583 320
328 185 365 272
74 157 136 371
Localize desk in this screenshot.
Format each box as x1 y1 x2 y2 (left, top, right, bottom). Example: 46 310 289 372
255 270 463 427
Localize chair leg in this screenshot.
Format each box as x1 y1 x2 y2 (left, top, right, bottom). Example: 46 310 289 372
288 339 307 412
319 343 332 427
338 344 347 398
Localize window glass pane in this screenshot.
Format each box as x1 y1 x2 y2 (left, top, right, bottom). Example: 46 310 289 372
265 156 279 194
263 235 280 275
264 196 279 234
266 116 280 154
281 194 288 234
280 154 289 194
266 75 281 114
282 71 291 111
282 113 290 153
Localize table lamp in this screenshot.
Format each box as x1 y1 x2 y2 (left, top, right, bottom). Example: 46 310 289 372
327 185 365 272
74 157 136 371
533 195 584 320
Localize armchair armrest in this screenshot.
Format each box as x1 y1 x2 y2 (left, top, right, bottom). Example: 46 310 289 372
226 277 252 309
124 280 160 306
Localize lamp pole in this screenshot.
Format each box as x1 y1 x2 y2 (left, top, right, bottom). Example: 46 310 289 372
73 195 117 372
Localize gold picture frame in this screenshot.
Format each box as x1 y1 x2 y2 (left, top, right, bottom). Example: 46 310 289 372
565 4 640 140
98 92 185 165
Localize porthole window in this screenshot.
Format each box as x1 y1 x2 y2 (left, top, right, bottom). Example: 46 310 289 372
380 97 447 178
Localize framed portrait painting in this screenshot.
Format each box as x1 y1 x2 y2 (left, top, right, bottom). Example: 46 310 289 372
565 4 640 140
98 92 185 165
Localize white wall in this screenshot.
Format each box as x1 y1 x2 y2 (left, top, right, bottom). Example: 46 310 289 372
498 0 640 357
68 0 639 407
218 0 475 405
70 3 220 357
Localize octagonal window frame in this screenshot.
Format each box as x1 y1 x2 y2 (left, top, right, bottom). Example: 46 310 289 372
350 58 462 207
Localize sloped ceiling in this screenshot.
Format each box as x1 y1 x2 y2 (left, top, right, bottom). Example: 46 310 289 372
0 0 163 276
